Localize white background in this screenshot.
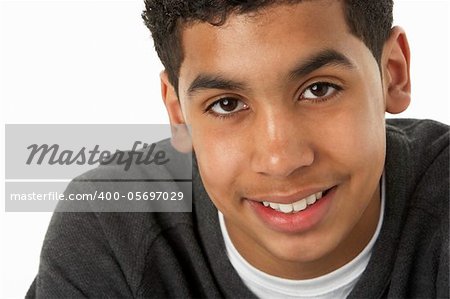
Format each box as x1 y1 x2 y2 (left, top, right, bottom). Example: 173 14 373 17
1 0 449 297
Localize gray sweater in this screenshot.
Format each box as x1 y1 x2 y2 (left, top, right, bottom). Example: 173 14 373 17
27 119 449 298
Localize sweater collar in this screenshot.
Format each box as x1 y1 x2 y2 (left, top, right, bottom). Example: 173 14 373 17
193 156 257 298
348 124 412 298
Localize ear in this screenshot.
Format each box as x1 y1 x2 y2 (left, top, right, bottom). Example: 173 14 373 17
381 26 411 114
160 71 192 153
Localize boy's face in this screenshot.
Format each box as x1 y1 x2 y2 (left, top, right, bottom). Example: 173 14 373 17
162 0 409 278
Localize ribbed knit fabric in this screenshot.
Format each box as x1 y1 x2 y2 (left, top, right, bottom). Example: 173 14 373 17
27 119 449 298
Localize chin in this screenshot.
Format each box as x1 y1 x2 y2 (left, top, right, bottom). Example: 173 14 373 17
265 235 336 264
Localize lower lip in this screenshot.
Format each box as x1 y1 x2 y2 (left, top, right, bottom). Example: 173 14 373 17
248 187 337 234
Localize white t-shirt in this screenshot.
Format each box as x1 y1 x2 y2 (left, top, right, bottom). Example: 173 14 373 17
218 176 385 299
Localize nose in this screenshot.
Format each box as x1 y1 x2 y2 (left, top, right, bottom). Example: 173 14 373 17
250 109 314 178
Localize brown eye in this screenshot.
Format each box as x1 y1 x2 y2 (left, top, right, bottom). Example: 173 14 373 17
301 82 341 100
310 84 329 97
208 97 248 116
219 98 238 112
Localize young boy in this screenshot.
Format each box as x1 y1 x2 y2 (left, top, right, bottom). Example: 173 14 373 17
27 0 448 298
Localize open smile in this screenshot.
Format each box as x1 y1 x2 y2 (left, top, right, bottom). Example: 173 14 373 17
262 188 332 214
247 186 337 233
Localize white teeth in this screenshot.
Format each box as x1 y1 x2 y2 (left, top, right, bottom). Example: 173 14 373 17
262 190 325 214
279 203 293 213
293 198 307 212
315 192 323 200
306 194 316 205
269 202 279 210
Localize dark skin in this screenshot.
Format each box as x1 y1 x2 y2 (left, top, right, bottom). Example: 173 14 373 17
161 0 411 279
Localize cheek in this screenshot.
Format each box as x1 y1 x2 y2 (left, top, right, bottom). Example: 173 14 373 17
349 90 386 168
323 58 386 170
191 128 247 203
333 115 385 166
183 106 250 205
328 100 386 219
324 83 385 169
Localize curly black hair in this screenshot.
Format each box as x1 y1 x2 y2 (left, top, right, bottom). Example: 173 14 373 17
142 0 393 93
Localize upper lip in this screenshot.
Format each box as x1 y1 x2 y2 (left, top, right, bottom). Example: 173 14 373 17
245 186 334 205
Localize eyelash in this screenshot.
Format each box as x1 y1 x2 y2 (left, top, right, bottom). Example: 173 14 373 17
204 81 343 119
300 82 343 103
204 97 247 120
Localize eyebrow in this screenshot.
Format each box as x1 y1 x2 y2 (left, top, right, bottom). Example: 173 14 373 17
187 74 247 96
187 49 354 96
288 49 355 80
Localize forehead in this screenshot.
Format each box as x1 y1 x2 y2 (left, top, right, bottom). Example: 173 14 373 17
178 0 368 93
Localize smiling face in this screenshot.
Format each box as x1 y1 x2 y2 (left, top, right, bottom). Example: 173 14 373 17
161 0 411 279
